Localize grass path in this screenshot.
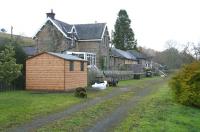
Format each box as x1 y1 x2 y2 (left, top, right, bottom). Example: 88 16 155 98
86 79 165 132
37 89 135 132
0 92 83 131
36 78 164 131
3 77 186 132
8 87 129 132
0 80 125 131
115 81 200 132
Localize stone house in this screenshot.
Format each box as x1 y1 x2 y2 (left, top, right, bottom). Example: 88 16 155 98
33 10 110 69
127 50 147 65
110 48 138 70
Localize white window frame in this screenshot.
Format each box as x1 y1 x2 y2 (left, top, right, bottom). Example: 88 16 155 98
64 51 96 66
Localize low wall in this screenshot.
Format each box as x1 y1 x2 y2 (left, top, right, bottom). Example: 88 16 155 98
88 68 145 85
103 71 145 80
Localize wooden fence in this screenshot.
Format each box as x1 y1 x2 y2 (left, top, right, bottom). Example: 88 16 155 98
88 64 146 85
0 82 15 92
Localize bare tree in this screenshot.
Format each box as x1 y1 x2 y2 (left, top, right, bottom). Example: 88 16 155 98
193 43 200 60
181 42 193 55
153 40 195 69
164 40 178 49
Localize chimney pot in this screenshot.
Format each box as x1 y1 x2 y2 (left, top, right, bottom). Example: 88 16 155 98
46 9 55 19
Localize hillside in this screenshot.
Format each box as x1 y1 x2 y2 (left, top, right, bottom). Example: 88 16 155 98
0 32 34 46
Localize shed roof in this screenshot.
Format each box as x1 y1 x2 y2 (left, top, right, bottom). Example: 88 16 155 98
110 48 137 60
27 52 87 62
48 52 86 61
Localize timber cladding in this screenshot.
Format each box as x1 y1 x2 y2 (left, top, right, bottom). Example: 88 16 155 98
26 52 87 91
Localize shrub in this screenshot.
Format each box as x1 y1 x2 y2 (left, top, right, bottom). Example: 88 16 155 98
169 61 200 108
74 87 87 98
0 44 22 85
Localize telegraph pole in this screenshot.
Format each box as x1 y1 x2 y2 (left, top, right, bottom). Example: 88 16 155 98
11 26 13 39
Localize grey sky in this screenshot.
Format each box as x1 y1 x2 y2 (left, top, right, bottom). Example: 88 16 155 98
1 0 200 51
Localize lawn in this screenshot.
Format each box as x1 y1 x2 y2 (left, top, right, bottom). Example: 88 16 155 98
0 81 133 131
1 77 199 132
37 77 163 131
38 91 135 132
0 77 157 131
0 91 83 131
115 83 200 132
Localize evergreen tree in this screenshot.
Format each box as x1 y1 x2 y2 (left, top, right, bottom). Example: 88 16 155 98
0 44 22 85
112 10 137 50
0 38 27 89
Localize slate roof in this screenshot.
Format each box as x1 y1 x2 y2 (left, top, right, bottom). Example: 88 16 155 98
48 52 86 61
74 23 106 40
127 50 147 59
34 17 106 41
110 48 137 60
22 46 37 56
51 19 73 35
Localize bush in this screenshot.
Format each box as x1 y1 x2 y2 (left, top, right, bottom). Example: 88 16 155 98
74 87 87 98
169 61 200 108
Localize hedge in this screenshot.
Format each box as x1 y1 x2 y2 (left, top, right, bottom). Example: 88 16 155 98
169 61 200 108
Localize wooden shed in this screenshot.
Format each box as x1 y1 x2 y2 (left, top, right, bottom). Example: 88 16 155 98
26 52 87 91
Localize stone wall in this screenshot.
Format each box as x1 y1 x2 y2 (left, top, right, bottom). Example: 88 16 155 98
35 21 72 53
34 22 110 70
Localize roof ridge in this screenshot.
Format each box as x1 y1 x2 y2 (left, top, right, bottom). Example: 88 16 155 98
74 23 106 26
52 18 106 26
34 18 108 40
53 18 72 26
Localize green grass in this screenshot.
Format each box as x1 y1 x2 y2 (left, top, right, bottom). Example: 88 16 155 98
87 86 117 98
38 91 135 132
0 85 124 130
115 83 200 132
0 91 83 130
37 77 163 131
2 77 196 132
0 32 34 46
118 77 160 87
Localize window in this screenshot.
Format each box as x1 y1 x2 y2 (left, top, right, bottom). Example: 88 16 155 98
65 52 96 66
86 53 96 66
69 61 74 71
71 39 75 47
80 62 84 71
78 54 84 59
70 31 76 47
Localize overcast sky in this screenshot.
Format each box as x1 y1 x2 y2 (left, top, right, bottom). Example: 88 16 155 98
1 0 200 51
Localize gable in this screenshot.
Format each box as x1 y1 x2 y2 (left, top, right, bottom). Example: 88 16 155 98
33 18 108 42
52 19 73 36
33 18 72 40
26 52 63 64
27 52 86 62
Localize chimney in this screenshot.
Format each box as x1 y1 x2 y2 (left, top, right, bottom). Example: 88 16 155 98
46 9 55 19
